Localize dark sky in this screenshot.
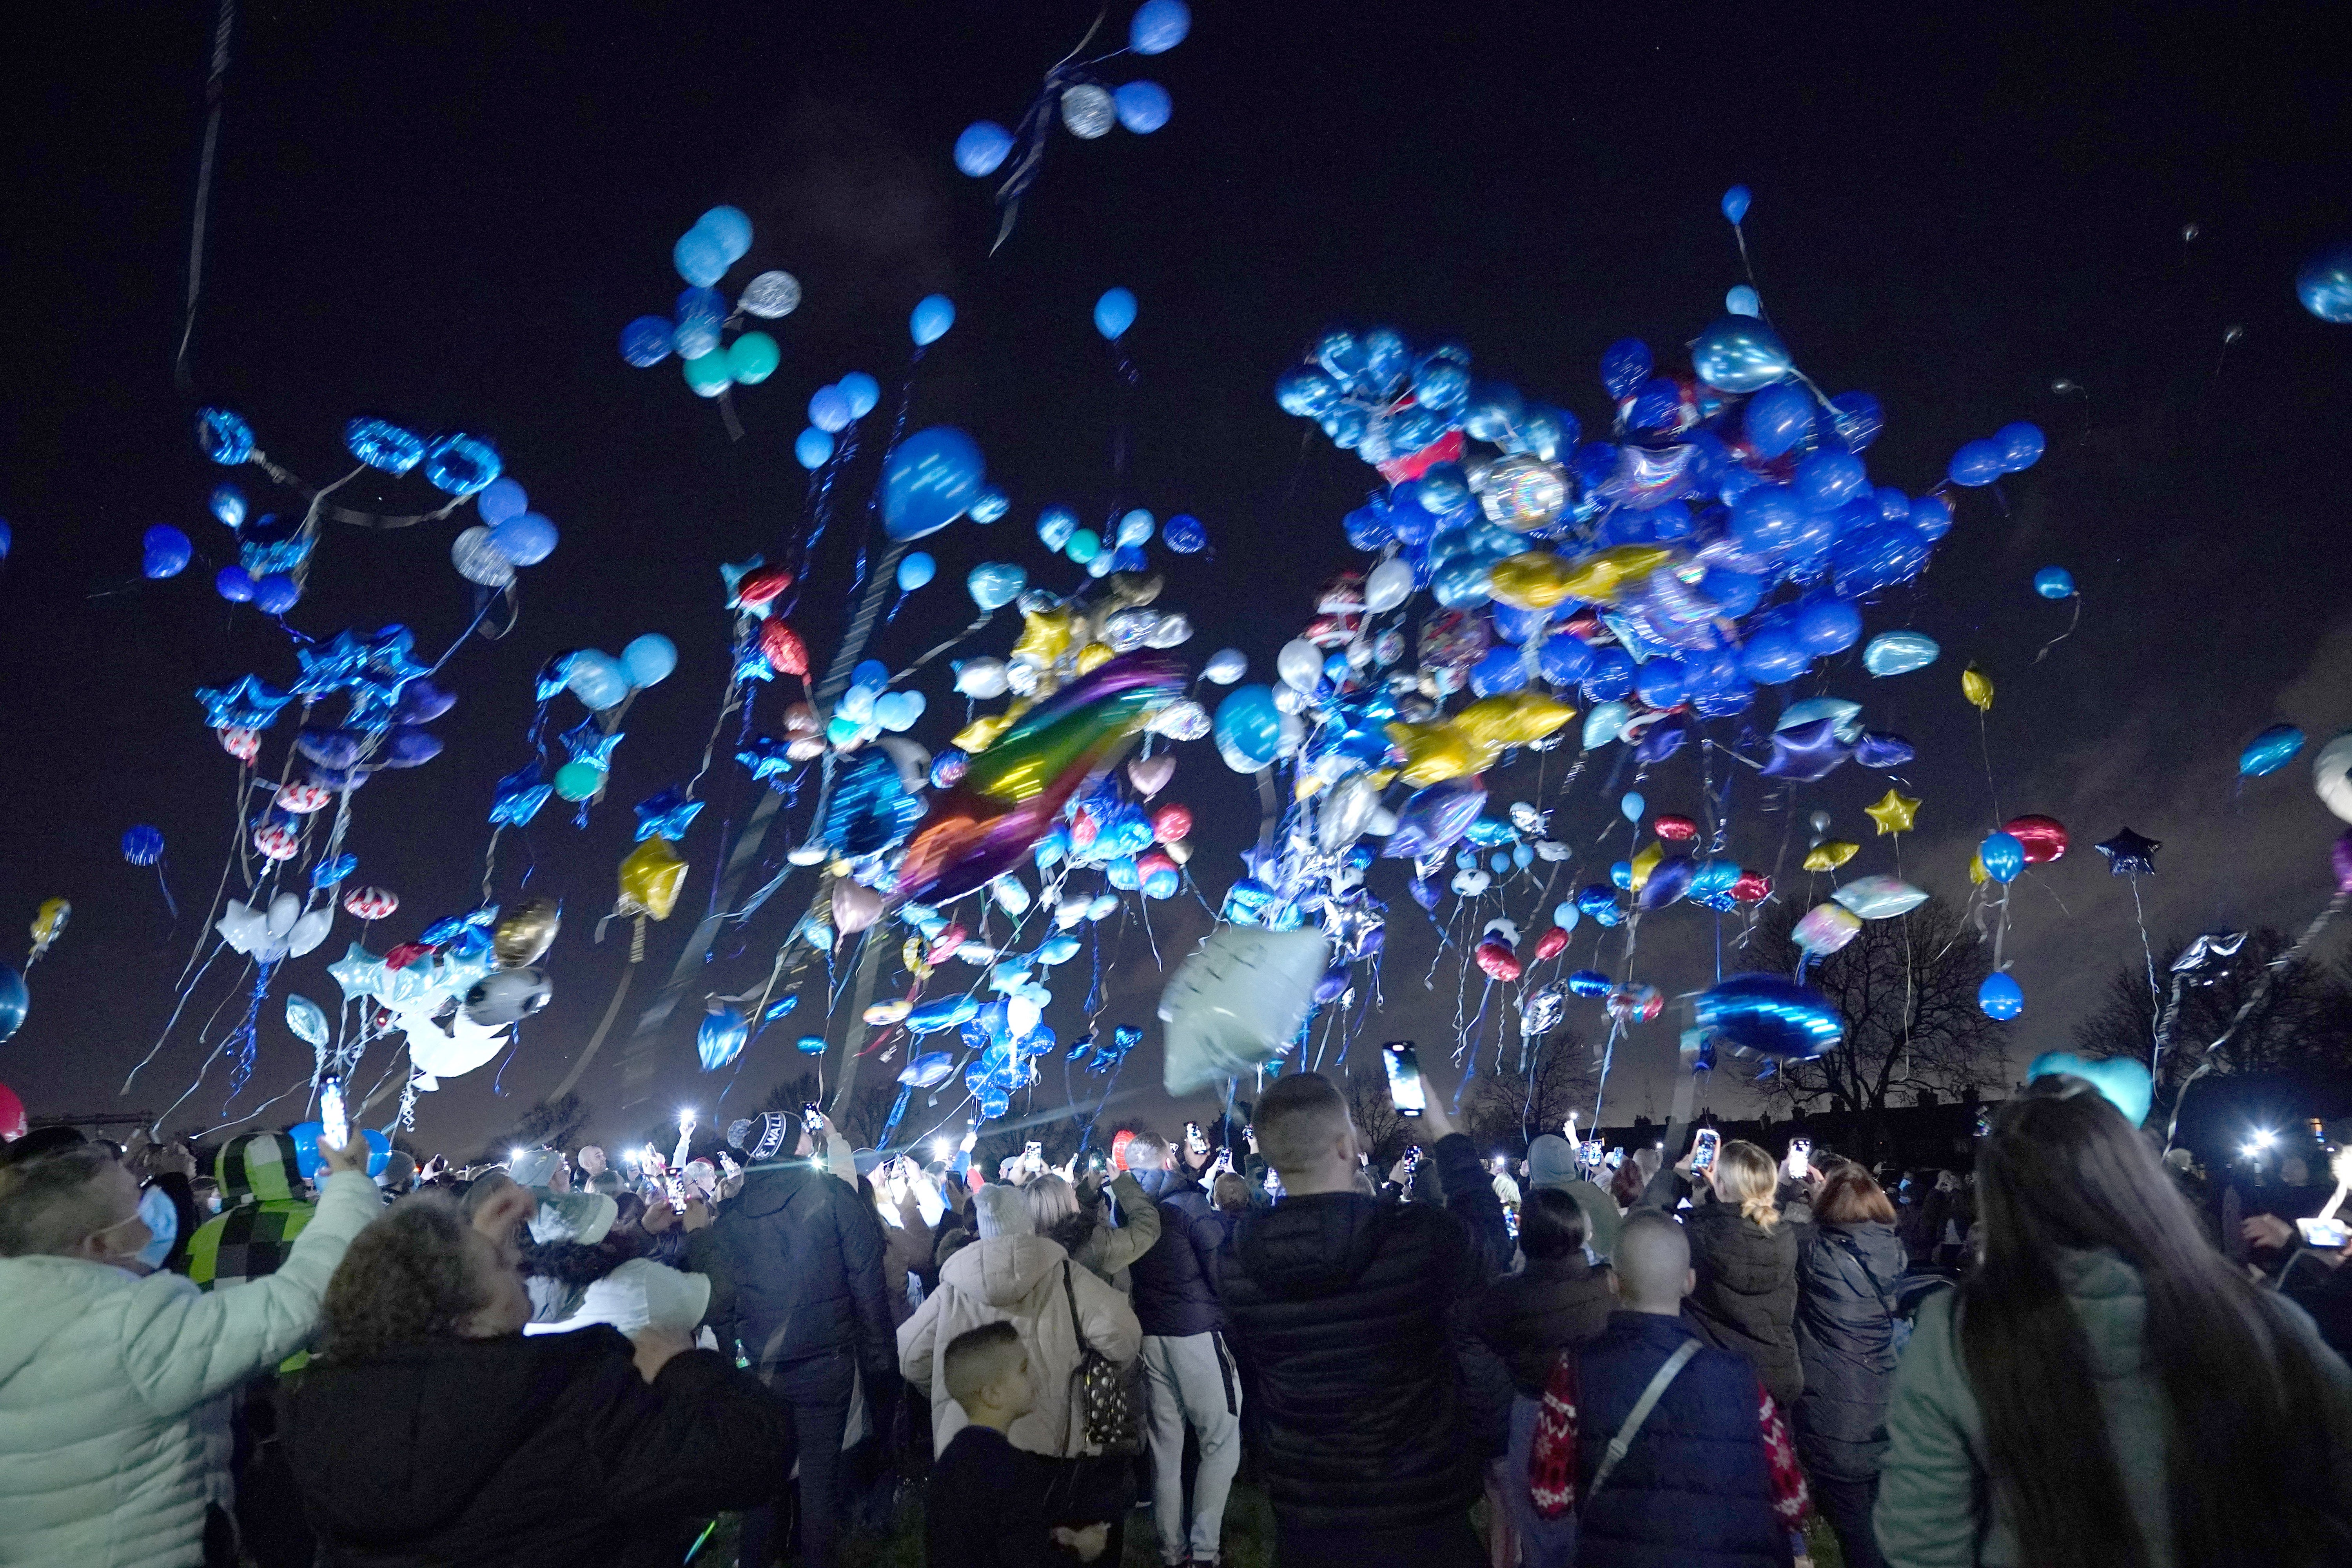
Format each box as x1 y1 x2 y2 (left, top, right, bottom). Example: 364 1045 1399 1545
4 0 2349 1156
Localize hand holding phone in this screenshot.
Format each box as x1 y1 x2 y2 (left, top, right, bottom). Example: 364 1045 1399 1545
2299 1216 2351 1249
1382 1042 1426 1118
1785 1138 1811 1181
1690 1127 1721 1178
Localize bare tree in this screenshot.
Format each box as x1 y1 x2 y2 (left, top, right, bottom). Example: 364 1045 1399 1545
1344 1063 1410 1168
2074 927 2352 1093
477 1093 590 1163
1746 897 2004 1125
1464 1029 1597 1151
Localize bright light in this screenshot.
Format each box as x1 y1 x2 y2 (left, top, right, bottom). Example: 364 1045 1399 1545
932 1138 953 1160
509 1148 526 1163
678 1108 697 1127
2253 1128 2278 1149
622 1149 640 1167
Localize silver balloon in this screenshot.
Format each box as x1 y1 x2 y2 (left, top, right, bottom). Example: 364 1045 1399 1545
739 271 803 319
2318 731 2352 825
1519 983 1565 1037
1144 611 1193 648
1476 454 1569 531
1149 699 1210 741
1060 84 1115 139
464 966 551 1027
953 657 1009 699
1316 774 1383 853
1203 648 1247 684
452 526 516 588
1102 606 1158 652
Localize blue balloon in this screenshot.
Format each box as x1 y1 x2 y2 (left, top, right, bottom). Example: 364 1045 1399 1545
1947 439 2004 487
254 573 300 616
1721 184 1752 224
1600 337 1652 400
673 225 729 288
1114 81 1171 134
1994 421 2045 472
477 477 528 524
1730 484 1809 554
839 372 882 418
214 564 255 603
881 428 985 542
1828 391 1885 452
422 432 501 496
1163 514 1207 554
1213 685 1284 770
697 205 752 262
1094 287 1138 341
698 1004 750 1071
1582 647 1636 702
1795 449 1867 511
955 120 1013 178
1910 494 1953 539
1130 0 1191 53
1978 972 2025 1021
1469 646 1527 697
1743 383 1814 459
1535 635 1595 687
2239 724 2306 779
796 1034 827 1055
967 561 1025 611
1739 630 1808 686
2298 242 2352 323
343 417 425 475
1979 832 2027 884
1831 522 1932 597
910 294 956 347
620 316 673 367
671 288 725 359
1861 631 1939 677
196 407 255 466
1691 317 1793 395
808 386 853 432
897 552 936 592
622 633 677 688
795 428 834 469
1725 284 1761 318
969 488 1008 524
0 958 23 1042
490 512 557 567
142 524 192 580
2033 565 2075 599
1793 595 1861 655
1695 974 1844 1060
122 824 164 866
1633 659 1691 709
209 485 245 528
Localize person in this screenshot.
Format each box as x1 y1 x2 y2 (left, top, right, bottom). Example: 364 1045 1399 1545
1791 1161 1907 1568
1022 1165 1161 1292
1526 1131 1622 1261
1218 1071 1510 1568
898 1185 1142 1460
1211 1171 1251 1220
0 1132 376 1566
927 1321 1115 1568
1609 1156 1646 1216
1653 1136 1803 1409
1123 1129 1244 1568
185 1129 324 1299
1527 1210 1809 1567
1875 1074 2352 1567
577 1143 624 1196
708 1107 897 1568
283 1185 788 1566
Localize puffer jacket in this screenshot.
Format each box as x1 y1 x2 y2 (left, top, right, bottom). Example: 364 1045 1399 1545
1475 1254 1615 1396
1129 1166 1226 1337
1682 1200 1802 1408
1217 1130 1509 1532
897 1231 1142 1458
1875 1247 2352 1567
185 1129 318 1292
0 1169 376 1568
707 1163 894 1383
1791 1218 1906 1481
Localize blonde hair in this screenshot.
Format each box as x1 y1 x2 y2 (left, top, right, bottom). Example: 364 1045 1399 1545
1710 1140 1782 1231
1020 1173 1080 1234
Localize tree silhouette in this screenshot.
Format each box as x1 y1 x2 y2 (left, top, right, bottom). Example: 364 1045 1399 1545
1463 1029 1597 1151
2073 926 2352 1093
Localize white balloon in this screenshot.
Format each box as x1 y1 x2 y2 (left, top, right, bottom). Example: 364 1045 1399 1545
1367 806 1399 837
1203 648 1247 685
1277 639 1323 693
1007 995 1044 1040
1452 869 1492 897
2317 731 2352 824
1158 926 1331 1095
286 906 334 959
267 893 303 938
1276 710 1306 758
1316 773 1383 853
991 876 1032 916
1056 896 1092 929
1365 557 1414 612
1060 83 1115 138
1145 612 1193 648
452 526 516 588
1272 686 1304 715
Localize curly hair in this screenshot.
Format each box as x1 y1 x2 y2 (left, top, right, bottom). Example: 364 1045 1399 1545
316 1193 488 1363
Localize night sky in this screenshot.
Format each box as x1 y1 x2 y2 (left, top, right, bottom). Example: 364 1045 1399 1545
4 1 2349 1155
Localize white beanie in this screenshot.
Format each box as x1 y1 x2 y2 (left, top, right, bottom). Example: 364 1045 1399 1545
973 1184 1034 1240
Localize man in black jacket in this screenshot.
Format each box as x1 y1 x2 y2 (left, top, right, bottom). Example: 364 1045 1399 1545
1217 1071 1510 1568
708 1114 897 1568
1126 1130 1242 1567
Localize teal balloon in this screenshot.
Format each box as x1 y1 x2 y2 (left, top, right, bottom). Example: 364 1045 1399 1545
1691 316 1793 394
1093 287 1137 341
910 294 956 347
897 552 936 592
2033 566 2075 599
2025 1049 2151 1126
1862 631 1939 677
726 332 780 385
1978 831 2026 884
1213 685 1283 771
881 427 985 541
967 562 1025 611
1979 973 2025 1021
795 1033 827 1055
2298 243 2352 324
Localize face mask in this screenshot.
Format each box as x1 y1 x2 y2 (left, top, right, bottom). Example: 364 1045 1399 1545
135 1183 178 1269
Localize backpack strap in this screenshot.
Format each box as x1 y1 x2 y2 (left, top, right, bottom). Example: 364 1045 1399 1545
1588 1338 1702 1498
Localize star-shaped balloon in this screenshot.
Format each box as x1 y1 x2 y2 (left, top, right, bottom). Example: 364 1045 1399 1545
328 941 389 1002
731 632 777 686
634 786 705 842
367 625 425 685
490 762 553 827
2095 827 2160 877
534 652 577 703
736 735 796 786
293 630 373 696
560 719 624 769
311 852 358 889
1866 789 1922 835
1760 717 1855 783
195 675 295 731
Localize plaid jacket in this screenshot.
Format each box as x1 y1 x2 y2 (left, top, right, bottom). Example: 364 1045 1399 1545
185 1130 319 1292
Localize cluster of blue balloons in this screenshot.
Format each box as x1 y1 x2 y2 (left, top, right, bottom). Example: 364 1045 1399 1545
952 2 1188 180
618 207 793 399
794 372 880 469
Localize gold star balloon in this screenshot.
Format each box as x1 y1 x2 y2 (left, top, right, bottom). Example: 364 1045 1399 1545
1803 840 1860 872
1961 662 1995 712
1866 789 1921 836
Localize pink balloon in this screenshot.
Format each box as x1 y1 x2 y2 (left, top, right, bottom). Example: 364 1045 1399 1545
1128 754 1176 799
831 879 883 938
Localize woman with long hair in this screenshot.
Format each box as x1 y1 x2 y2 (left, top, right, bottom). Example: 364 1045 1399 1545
1677 1137 1804 1408
1876 1074 2352 1567
1794 1160 1908 1568
1019 1167 1161 1291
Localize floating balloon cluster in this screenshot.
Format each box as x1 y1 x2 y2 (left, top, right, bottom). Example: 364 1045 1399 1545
618 205 797 399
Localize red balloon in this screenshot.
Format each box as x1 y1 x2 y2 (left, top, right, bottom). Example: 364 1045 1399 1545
735 564 795 611
1533 926 1570 961
384 941 432 971
1652 813 1699 842
1151 804 1193 844
1732 870 1774 902
2002 814 2069 866
218 726 261 763
1476 939 1523 983
342 886 399 921
759 618 809 678
1111 1128 1136 1172
926 923 968 966
0 1081 25 1142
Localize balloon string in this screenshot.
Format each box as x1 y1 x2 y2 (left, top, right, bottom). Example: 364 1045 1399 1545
154 861 180 924
2129 879 2161 1024
2032 594 2082 664
2165 890 2352 1150
174 0 234 388
1976 708 2003 826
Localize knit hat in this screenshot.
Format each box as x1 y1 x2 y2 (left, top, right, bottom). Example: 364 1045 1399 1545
214 1130 307 1207
527 1192 618 1245
747 1112 791 1162
972 1183 1034 1239
1526 1134 1580 1192
509 1147 564 1189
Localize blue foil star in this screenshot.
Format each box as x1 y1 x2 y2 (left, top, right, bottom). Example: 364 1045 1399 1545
560 719 624 769
634 786 705 842
195 675 295 731
489 762 553 826
731 633 776 686
735 735 796 787
366 625 426 686
293 630 373 696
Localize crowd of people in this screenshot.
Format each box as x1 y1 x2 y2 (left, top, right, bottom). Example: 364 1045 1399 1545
5 1067 2352 1568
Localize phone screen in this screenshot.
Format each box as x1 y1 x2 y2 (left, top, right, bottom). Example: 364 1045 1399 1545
1581 1140 1604 1168
1382 1042 1426 1116
319 1077 349 1151
1691 1127 1721 1176
802 1103 824 1134
1787 1138 1811 1180
2299 1216 2350 1249
1185 1122 1207 1154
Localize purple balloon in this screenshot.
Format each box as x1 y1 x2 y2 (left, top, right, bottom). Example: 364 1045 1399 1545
1383 777 1490 860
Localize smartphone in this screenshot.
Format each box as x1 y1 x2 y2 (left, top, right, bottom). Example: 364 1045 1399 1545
1186 1122 1207 1154
1082 1149 1110 1175
1025 1141 1044 1165
1787 1138 1811 1181
319 1076 349 1152
664 1173 687 1213
1581 1140 1605 1169
802 1103 824 1135
1382 1041 1426 1117
1691 1127 1721 1176
2299 1216 2350 1249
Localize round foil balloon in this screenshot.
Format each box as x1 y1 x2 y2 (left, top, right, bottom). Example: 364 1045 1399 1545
494 898 561 967
1695 974 1844 1060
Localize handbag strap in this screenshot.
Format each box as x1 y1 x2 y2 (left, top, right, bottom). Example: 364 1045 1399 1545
1588 1339 1700 1498
1060 1260 1095 1357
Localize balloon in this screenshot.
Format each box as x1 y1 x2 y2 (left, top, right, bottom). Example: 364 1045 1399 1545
1961 662 1994 711
2025 1050 2152 1127
565 651 632 710
215 565 256 603
1383 777 1487 860
966 562 1025 613
1862 631 1938 678
1062 82 1115 137
1114 81 1171 134
196 406 255 465
673 225 728 288
2239 724 2305 778
1696 974 1843 1060
1864 789 1920 836
1158 926 1328 1095
2315 731 2352 824
493 898 561 967
1213 685 1284 770
0 1080 22 1140
740 270 802 319
897 552 936 593
842 374 879 419
1743 383 1814 459
726 332 780 386
2094 828 2161 878
2298 243 2352 323
681 350 732 398
881 427 985 541
1793 902 1863 956
620 316 673 367
1831 876 1927 920
2003 815 2069 864
955 121 1014 177
1691 317 1792 394
2033 566 2076 600
1163 514 1207 553
122 824 164 866
285 995 328 1047
0 960 27 1042
1720 185 1751 224
489 512 557 567
253 573 301 616
795 428 835 470
142 525 192 579
1203 648 1247 684
1365 557 1413 612
614 634 675 690
1725 285 1761 318
618 838 688 920
698 1002 750 1071
1130 0 1191 53
1978 832 2026 884
1277 639 1323 693
1802 840 1858 873
910 294 956 347
1978 973 2025 1021
796 1034 828 1056
1094 287 1138 341
343 886 397 920
1948 439 2004 487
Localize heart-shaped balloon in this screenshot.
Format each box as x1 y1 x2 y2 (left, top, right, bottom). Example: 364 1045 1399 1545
1127 754 1176 798
2025 1050 2153 1129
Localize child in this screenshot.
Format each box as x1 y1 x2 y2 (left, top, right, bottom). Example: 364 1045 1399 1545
928 1322 1111 1568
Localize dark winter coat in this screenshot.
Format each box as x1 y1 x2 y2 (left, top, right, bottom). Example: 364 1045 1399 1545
1217 1131 1509 1533
1475 1255 1616 1397
1681 1201 1803 1409
1791 1218 1907 1481
708 1164 895 1381
1129 1166 1226 1337
1572 1310 1793 1568
283 1327 790 1568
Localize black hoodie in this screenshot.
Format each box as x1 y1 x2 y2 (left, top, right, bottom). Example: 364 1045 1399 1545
282 1327 790 1568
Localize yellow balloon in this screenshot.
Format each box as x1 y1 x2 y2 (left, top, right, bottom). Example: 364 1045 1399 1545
1385 720 1479 787
1011 605 1076 667
1559 545 1673 605
493 897 561 967
1073 640 1115 675
1865 788 1922 837
1488 552 1576 611
1503 689 1577 744
1968 851 1990 885
1962 662 1994 712
30 897 70 951
1630 840 1664 891
1802 840 1860 872
617 838 688 922
953 699 1031 754
862 998 913 1026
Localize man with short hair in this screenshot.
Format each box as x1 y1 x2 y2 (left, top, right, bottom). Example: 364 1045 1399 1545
1528 1210 1809 1567
1218 1071 1510 1568
1124 1129 1241 1567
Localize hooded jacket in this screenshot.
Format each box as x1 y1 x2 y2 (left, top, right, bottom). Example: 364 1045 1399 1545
707 1161 894 1382
185 1130 317 1292
1526 1132 1623 1262
0 1169 375 1568
897 1224 1142 1458
1216 1131 1508 1533
283 1327 790 1568
1791 1217 1907 1481
1681 1200 1802 1408
1129 1165 1227 1337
